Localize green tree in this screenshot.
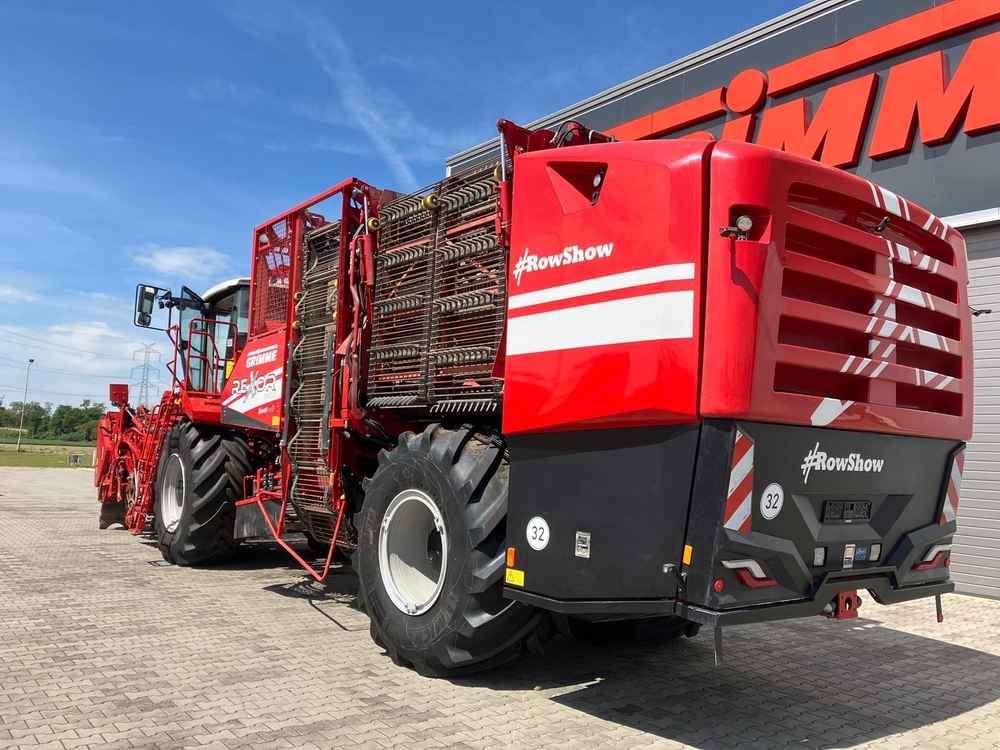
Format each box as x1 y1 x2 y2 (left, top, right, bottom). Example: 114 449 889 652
0 400 105 442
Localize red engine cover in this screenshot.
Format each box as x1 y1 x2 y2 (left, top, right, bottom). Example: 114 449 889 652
502 140 711 434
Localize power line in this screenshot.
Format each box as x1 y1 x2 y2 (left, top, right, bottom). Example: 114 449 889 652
0 331 138 362
0 358 131 380
0 384 107 400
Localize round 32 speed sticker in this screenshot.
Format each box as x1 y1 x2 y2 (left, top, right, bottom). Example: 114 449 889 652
526 516 550 551
760 483 784 520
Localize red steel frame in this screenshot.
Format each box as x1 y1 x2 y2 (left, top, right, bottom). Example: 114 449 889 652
238 178 385 579
236 468 347 582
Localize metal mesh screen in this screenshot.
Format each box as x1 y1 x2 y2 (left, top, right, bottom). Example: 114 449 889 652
250 219 292 335
366 162 505 413
287 221 342 541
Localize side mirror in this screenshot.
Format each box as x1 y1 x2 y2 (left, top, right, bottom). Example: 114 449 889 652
134 284 170 330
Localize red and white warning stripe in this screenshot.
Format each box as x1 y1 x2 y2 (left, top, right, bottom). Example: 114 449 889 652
885 240 943 276
836 343 955 390
839 354 889 380
868 297 897 320
863 318 952 353
922 212 951 240
723 429 754 534
868 338 896 361
865 178 952 240
865 181 911 221
940 451 964 525
882 280 936 311
915 369 954 390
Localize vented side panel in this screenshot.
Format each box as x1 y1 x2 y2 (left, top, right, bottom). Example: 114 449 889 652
777 182 966 419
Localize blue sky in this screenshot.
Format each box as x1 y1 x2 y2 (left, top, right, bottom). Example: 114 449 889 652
0 0 798 406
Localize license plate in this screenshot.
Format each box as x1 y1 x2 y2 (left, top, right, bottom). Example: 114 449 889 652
823 500 872 524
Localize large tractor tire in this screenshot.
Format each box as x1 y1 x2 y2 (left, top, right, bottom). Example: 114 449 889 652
154 422 251 566
357 425 549 676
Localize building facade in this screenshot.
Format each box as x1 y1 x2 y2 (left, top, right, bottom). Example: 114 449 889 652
449 0 1000 598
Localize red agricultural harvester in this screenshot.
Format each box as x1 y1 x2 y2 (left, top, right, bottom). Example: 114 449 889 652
95 119 971 674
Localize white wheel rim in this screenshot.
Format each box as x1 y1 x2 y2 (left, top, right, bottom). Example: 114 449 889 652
378 489 448 616
160 453 185 533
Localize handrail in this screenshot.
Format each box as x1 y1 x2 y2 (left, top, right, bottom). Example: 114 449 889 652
185 317 238 394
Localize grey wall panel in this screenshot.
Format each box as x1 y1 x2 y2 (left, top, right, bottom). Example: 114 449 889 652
952 225 1000 598
448 0 1000 219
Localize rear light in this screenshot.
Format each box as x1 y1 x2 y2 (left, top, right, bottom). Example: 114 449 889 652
913 544 951 571
812 547 826 566
713 578 725 593
505 547 517 568
722 559 778 588
869 543 881 561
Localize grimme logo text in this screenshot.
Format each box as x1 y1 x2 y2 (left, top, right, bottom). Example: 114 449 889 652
801 442 885 484
245 345 278 368
512 242 614 286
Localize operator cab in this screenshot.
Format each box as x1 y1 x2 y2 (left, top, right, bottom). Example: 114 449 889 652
188 278 250 391
133 277 250 393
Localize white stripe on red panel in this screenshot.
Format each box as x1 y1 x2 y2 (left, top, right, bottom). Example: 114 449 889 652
878 186 902 217
505 290 694 355
868 339 895 360
811 398 855 427
915 369 954 390
882 280 936 311
887 241 945 278
870 320 952 353
508 263 695 310
866 180 882 207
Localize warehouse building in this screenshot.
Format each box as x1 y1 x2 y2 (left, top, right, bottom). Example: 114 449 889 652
449 0 1000 597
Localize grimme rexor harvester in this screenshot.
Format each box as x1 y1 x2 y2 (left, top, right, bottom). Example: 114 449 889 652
95 119 972 674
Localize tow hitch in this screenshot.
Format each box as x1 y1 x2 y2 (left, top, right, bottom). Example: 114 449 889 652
823 591 862 620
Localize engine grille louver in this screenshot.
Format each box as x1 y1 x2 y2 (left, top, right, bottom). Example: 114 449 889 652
776 182 966 422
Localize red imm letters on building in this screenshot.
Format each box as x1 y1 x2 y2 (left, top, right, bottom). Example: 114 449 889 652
608 3 1000 169
869 31 1000 159
754 74 878 168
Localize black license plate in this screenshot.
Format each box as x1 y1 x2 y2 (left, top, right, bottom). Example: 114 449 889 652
823 500 872 523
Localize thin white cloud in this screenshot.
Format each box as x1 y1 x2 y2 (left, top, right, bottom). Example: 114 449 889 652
301 17 420 191
133 245 230 279
220 3 479 189
0 285 40 303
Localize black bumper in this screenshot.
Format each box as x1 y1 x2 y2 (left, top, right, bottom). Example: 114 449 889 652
505 575 953 627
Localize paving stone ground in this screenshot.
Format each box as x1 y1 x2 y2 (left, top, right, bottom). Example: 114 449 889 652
1 467 999 749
